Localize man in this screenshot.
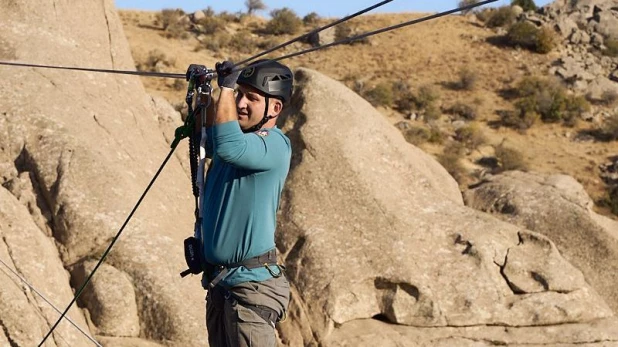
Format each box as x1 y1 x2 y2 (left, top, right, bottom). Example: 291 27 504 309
199 59 293 347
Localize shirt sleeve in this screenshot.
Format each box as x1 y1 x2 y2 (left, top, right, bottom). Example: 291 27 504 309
213 121 289 171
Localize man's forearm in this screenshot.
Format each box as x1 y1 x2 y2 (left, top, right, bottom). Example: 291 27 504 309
216 88 238 125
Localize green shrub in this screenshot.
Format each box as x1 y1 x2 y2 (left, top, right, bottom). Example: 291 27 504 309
428 126 446 144
229 32 257 54
500 109 539 130
403 126 431 145
196 16 225 35
506 21 538 49
605 39 618 57
265 8 302 35
610 185 618 216
495 143 527 171
458 0 480 14
602 112 618 140
364 83 395 107
257 37 281 50
158 8 184 30
395 91 416 114
563 95 590 127
424 104 442 122
475 8 493 22
335 22 353 42
415 85 440 109
218 11 243 23
139 49 176 71
448 102 478 120
535 26 558 53
334 22 369 45
455 123 487 149
438 143 467 182
457 67 478 91
486 6 517 28
511 0 537 11
303 12 320 26
512 77 587 125
599 185 618 216
506 22 557 53
202 32 232 52
158 9 188 39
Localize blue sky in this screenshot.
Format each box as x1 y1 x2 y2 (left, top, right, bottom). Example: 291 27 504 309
114 0 553 17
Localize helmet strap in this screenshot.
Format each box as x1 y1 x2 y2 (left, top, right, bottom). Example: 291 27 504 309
244 96 274 133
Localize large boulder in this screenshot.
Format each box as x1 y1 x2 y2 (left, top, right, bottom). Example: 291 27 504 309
0 1 205 345
465 171 618 313
275 68 617 346
0 187 94 346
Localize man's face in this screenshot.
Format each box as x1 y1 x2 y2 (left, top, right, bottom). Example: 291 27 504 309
236 84 265 131
235 84 281 131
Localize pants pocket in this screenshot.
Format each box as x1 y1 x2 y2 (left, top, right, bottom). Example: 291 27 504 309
236 303 276 347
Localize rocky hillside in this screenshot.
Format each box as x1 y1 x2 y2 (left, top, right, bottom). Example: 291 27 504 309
120 1 618 218
1 0 618 346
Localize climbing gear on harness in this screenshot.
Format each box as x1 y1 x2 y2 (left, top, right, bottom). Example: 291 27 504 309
205 249 282 289
178 64 215 278
180 236 204 278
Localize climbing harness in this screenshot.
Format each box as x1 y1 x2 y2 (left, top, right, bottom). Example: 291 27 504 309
179 64 214 278
5 0 499 344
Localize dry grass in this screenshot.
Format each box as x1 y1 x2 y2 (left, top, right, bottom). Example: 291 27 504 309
119 10 618 217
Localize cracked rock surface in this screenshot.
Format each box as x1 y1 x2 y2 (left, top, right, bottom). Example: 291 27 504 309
275 69 616 346
465 171 618 313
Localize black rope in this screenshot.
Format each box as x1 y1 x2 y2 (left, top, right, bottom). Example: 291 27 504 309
38 137 186 346
234 0 498 71
0 61 185 79
234 0 396 68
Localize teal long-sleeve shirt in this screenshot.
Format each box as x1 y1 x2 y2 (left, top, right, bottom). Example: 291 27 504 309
200 120 291 288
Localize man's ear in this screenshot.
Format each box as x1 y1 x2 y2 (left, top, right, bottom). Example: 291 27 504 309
271 99 283 116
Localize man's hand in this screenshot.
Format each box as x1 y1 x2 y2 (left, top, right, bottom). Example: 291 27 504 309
215 61 241 90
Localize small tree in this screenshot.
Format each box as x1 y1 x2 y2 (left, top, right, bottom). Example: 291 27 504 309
265 8 302 35
511 0 537 12
458 0 480 15
245 0 266 15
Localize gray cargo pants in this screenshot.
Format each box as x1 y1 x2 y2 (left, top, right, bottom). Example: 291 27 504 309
206 275 290 347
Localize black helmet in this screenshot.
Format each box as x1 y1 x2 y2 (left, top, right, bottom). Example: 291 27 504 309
237 60 293 104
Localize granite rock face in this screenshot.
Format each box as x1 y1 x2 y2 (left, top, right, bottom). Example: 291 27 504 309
274 68 617 346
0 1 204 345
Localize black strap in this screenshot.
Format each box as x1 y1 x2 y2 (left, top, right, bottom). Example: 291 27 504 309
206 249 280 288
245 304 279 326
244 97 273 133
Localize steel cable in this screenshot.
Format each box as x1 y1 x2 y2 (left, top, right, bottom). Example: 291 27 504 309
0 61 185 79
233 0 499 71
1 0 497 79
233 0 396 68
38 144 180 346
0 257 102 346
35 1 497 343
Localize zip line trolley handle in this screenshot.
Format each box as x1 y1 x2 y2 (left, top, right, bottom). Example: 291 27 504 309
172 64 214 149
